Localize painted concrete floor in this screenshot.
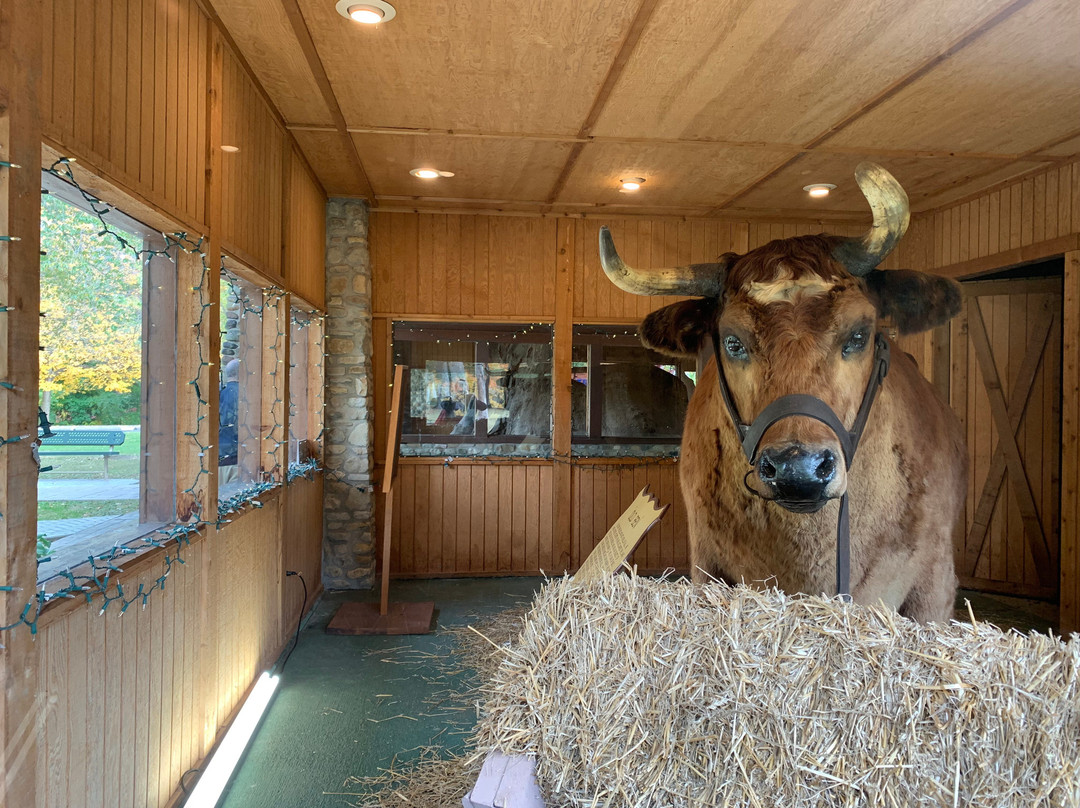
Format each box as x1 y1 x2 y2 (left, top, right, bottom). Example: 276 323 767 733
210 578 1060 808
216 577 541 808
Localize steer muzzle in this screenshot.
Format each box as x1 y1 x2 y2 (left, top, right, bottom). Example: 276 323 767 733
756 443 843 513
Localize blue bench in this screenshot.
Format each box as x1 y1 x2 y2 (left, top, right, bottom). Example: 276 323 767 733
38 428 127 478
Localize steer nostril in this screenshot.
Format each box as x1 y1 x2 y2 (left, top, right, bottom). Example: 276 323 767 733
815 451 836 482
759 455 777 481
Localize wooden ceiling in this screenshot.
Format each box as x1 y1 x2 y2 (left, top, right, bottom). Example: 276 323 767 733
209 0 1080 219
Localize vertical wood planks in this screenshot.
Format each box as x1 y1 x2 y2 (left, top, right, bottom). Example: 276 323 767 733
285 148 327 309
1062 251 1080 633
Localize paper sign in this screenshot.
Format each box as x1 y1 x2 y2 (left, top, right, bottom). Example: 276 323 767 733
572 486 669 585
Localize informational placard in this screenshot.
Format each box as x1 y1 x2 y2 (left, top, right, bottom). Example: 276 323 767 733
572 486 668 585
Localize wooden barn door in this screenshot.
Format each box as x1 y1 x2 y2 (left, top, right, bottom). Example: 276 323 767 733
950 278 1062 599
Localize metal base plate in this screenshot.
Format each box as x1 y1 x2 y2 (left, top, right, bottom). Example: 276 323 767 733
325 601 436 635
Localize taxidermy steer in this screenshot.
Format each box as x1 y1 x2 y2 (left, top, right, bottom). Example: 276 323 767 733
600 163 966 622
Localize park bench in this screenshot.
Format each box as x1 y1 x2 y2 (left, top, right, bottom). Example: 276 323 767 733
38 428 127 479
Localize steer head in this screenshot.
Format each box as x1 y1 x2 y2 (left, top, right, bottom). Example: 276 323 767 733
600 163 961 513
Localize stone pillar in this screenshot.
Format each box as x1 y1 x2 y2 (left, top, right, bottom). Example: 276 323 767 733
322 198 375 588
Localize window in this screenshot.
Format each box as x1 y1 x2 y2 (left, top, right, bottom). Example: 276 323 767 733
36 170 177 583
288 307 322 472
392 322 553 457
218 268 271 502
571 325 695 457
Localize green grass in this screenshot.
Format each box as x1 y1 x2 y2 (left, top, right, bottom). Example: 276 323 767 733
37 499 138 520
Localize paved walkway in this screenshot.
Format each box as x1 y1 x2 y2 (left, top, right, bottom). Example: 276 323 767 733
38 478 139 501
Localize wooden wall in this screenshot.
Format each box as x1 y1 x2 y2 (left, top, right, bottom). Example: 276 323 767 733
285 146 327 309
370 212 875 577
901 160 1080 278
1 3 329 807
39 0 209 232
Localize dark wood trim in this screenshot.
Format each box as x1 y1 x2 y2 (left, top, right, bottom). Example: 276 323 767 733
276 0 375 201
933 234 1080 279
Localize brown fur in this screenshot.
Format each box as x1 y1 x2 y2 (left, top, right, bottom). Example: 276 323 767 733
643 236 967 622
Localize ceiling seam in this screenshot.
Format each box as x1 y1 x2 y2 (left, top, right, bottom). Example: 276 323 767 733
543 0 664 208
704 0 1040 217
278 0 377 202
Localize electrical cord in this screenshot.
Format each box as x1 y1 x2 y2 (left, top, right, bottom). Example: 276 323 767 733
279 571 308 672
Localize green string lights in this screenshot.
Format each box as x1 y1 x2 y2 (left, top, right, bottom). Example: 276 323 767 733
1 158 322 644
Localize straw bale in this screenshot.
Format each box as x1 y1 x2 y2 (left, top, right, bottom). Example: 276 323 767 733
474 573 1080 808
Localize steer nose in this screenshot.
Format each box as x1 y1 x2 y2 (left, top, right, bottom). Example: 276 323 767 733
757 445 837 510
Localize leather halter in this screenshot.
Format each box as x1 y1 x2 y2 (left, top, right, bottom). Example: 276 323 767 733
707 331 891 599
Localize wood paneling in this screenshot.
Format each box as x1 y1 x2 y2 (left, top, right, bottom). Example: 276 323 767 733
39 0 209 230
32 485 320 808
220 47 285 279
901 161 1079 276
2 4 43 804
284 146 327 309
371 212 559 319
15 3 328 806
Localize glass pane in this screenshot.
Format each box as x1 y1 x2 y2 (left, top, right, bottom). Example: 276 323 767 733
37 184 177 584
219 272 264 498
571 326 693 456
393 322 553 457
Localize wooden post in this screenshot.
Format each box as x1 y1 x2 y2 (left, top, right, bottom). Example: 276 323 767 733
1061 249 1080 634
380 364 405 615
0 2 41 804
261 288 288 483
552 218 575 572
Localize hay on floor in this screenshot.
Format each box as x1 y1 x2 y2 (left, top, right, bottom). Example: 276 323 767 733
474 573 1080 808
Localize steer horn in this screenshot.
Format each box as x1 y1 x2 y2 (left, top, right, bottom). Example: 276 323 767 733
599 226 728 298
831 162 911 277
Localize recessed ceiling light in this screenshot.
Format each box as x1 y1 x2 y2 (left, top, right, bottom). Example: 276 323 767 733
803 183 836 198
221 145 240 153
619 177 646 192
410 168 454 179
335 0 396 24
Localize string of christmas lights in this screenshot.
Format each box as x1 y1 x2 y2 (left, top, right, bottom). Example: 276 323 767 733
1 159 323 643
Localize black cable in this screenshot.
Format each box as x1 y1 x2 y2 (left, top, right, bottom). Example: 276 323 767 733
178 767 200 796
279 571 307 672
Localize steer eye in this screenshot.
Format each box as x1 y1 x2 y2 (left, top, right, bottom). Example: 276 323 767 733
842 328 870 358
723 335 749 361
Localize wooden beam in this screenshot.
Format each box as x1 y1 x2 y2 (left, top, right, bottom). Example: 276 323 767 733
288 122 1040 163
544 0 662 206
276 0 375 201
552 219 575 572
933 234 1080 279
966 299 1054 587
1061 249 1080 634
0 2 41 804
261 290 288 482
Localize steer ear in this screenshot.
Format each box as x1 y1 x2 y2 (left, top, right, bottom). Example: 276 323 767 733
865 269 963 335
639 298 719 357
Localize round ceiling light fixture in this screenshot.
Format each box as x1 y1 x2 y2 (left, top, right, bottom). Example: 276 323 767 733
619 177 646 192
335 0 396 24
410 168 455 179
220 144 240 153
803 183 836 198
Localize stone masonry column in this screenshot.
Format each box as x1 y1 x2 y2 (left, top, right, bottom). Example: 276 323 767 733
323 198 375 588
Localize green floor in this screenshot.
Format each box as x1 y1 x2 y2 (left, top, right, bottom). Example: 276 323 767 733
217 577 542 808
211 579 1059 808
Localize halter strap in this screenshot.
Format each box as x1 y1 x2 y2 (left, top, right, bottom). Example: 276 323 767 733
706 332 890 598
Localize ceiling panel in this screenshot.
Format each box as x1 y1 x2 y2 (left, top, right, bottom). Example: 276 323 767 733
353 133 574 201
291 129 368 195
557 142 798 210
1034 134 1080 158
829 0 1080 154
296 0 640 134
729 153 1049 214
592 0 1017 143
211 0 333 125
